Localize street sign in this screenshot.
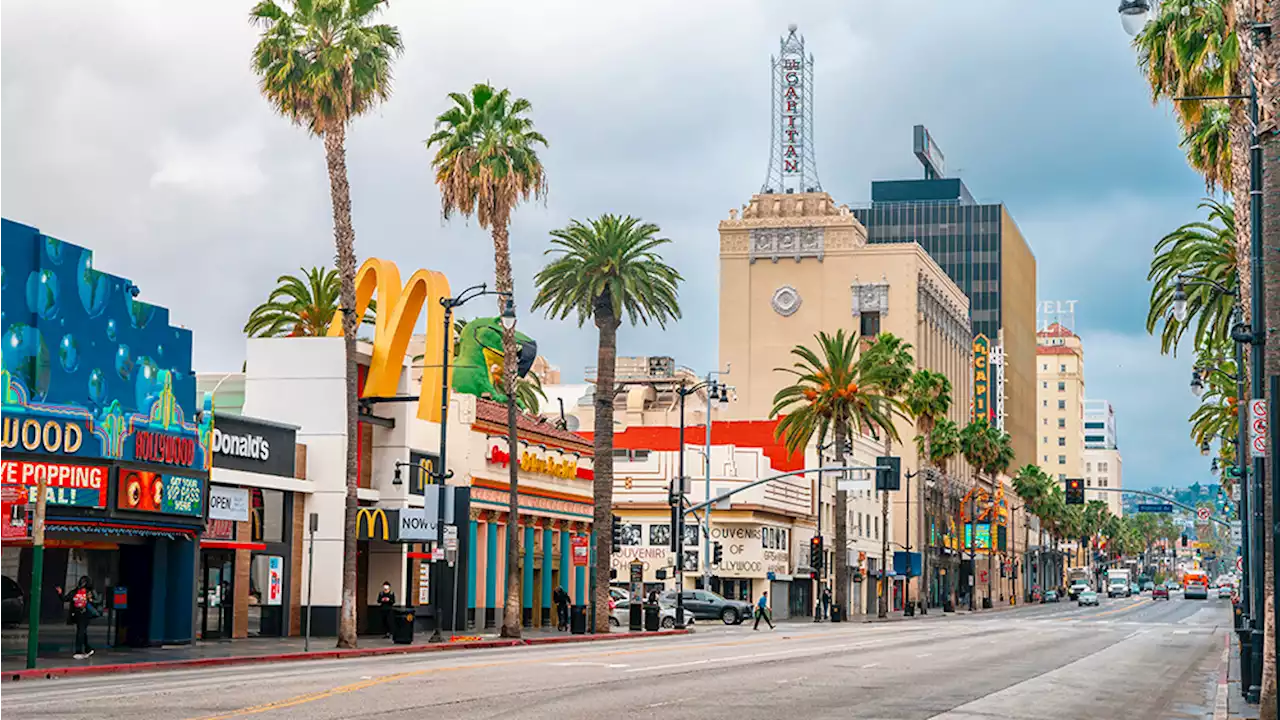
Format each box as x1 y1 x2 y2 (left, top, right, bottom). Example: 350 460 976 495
443 524 458 552
1137 503 1173 513
1196 507 1211 522
1231 521 1242 545
432 546 445 561
1249 399 1267 457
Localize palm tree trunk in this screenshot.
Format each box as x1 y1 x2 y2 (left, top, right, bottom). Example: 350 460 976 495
323 123 360 649
591 300 619 633
880 436 891 618
833 425 850 619
491 220 523 639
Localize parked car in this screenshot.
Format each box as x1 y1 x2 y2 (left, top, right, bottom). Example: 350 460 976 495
1 576 24 627
609 601 695 629
662 590 754 624
1078 590 1100 607
1152 585 1170 600
1129 582 1141 596
1042 590 1060 603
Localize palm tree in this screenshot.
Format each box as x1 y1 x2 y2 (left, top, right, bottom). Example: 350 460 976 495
1012 464 1053 597
904 369 950 612
428 83 547 638
924 418 961 607
1147 198 1238 355
245 267 377 338
771 329 906 620
959 419 1014 609
1134 0 1249 303
250 0 402 649
532 214 681 632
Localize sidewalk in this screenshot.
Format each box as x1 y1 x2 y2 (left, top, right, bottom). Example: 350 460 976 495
1218 632 1261 720
2 626 689 681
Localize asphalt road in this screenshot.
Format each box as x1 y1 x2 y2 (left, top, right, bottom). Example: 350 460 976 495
3 591 1229 720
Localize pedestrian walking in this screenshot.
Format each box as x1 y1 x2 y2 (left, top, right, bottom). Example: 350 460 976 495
553 585 570 631
377 581 396 638
821 587 832 620
753 590 774 630
55 576 100 659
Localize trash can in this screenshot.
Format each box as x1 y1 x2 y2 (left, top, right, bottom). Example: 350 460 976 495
570 605 586 635
628 602 643 631
644 603 660 632
830 604 843 623
391 607 416 644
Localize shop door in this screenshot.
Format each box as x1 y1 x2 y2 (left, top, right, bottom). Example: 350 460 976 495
200 551 235 640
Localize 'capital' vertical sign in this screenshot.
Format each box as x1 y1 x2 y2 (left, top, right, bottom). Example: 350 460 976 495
973 334 991 422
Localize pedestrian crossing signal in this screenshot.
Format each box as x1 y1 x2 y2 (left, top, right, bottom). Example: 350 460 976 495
1065 478 1084 505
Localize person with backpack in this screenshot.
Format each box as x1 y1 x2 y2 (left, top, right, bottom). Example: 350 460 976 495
55 576 99 659
753 590 774 630
553 585 570 631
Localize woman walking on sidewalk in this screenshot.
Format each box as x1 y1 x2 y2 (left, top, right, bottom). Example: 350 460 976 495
56 576 100 659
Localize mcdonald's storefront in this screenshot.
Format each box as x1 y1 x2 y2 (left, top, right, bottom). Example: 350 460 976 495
198 414 309 640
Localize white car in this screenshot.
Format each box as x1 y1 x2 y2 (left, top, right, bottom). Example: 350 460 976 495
609 601 695 630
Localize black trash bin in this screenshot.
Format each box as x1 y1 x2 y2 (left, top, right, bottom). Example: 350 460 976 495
982 597 992 609
629 602 643 631
830 604 843 623
643 603 660 632
391 607 416 644
570 605 586 635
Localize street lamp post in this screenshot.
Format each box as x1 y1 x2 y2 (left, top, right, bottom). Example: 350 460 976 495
675 373 732 622
430 284 515 642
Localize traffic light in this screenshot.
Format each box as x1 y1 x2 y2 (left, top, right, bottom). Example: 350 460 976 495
1181 534 1188 548
1226 465 1243 479
875 456 901 491
712 541 724 566
809 536 824 569
611 514 623 553
1065 478 1084 505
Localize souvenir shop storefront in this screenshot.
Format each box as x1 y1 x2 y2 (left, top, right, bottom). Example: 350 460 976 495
1 219 211 657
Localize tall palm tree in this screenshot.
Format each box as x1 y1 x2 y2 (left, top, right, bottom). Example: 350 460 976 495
771 329 906 620
925 418 961 607
250 0 402 649
1012 464 1053 597
532 214 682 632
1147 198 1238 355
860 335 914 618
428 83 547 638
1134 0 1249 304
904 369 949 612
245 267 376 338
959 419 1014 608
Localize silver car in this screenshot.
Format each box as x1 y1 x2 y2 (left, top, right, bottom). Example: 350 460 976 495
609 601 695 629
1078 589 1100 607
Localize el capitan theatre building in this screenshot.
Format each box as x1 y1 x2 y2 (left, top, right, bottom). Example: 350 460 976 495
1 219 210 656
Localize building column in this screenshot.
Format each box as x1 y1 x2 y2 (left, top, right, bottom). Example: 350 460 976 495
574 531 586 605
494 520 507 628
523 524 535 625
542 527 554 621
468 518 479 624
560 528 571 605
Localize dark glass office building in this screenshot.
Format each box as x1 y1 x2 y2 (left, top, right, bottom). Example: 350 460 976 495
852 177 1036 468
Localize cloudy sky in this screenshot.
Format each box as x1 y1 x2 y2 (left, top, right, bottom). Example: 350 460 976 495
2 1 1217 489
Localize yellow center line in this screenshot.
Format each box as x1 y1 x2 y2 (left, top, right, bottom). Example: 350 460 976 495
188 635 789 720
1059 597 1146 621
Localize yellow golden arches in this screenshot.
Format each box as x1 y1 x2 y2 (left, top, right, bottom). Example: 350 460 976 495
327 259 453 423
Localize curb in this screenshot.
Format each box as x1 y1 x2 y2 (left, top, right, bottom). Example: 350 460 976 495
4 629 690 682
1213 633 1229 720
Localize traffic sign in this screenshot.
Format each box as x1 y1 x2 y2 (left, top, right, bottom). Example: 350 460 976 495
1137 503 1174 513
1197 507 1211 522
1237 556 1244 572
1249 399 1267 457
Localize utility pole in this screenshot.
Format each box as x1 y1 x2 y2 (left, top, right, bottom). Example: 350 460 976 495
25 473 50 669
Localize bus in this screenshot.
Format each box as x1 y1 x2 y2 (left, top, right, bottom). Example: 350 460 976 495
1182 570 1210 600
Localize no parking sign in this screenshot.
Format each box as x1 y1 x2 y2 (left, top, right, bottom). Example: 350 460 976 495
1249 400 1267 457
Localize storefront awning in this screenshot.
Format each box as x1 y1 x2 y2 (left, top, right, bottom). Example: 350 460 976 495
200 540 267 551
48 519 198 540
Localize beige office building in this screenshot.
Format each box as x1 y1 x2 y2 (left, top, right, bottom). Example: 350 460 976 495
1036 323 1086 484
717 191 977 608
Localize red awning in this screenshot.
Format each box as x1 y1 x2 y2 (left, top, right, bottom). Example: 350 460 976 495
200 540 267 551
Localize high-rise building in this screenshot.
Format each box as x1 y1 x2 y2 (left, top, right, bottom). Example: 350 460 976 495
1083 399 1123 517
852 128 1037 469
1036 323 1085 484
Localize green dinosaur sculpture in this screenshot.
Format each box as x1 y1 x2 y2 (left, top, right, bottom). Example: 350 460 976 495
451 317 537 408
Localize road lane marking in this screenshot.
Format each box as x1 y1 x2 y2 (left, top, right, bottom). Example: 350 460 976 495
551 661 629 668
861 662 880 668
917 652 933 657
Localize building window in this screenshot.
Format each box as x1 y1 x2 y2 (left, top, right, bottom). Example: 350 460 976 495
1057 418 1066 429
874 515 880 539
1042 381 1048 389
1058 455 1066 465
1099 462 1108 472
1086 479 1092 487
1042 436 1048 444
1086 462 1092 471
1058 400 1066 410
860 312 881 337
1043 418 1048 426
1058 437 1066 447
1060 364 1067 372
1058 474 1066 481
1042 363 1048 371
1058 382 1066 392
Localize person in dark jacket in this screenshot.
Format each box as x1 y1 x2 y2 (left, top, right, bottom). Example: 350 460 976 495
553 586 570 631
377 582 396 638
55 576 97 659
